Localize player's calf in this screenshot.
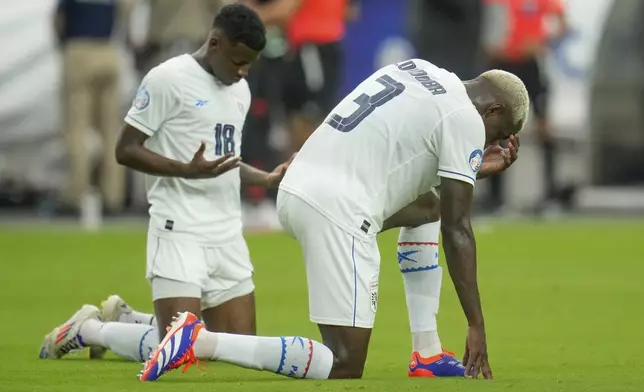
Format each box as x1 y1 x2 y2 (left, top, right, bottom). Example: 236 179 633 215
200 278 257 335
318 324 372 379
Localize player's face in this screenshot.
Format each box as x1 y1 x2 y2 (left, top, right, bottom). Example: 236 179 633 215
482 104 513 146
208 35 259 85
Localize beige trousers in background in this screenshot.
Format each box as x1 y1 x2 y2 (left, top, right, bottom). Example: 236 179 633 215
62 40 124 211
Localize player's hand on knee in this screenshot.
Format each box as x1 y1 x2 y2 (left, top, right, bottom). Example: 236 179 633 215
185 142 241 178
464 325 493 380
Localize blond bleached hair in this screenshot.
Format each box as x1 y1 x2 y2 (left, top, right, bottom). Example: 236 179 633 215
480 69 530 132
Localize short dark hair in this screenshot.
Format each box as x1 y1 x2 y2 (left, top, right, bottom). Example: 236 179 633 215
213 4 266 52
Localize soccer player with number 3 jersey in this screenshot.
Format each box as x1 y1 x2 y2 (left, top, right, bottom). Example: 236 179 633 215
132 59 526 381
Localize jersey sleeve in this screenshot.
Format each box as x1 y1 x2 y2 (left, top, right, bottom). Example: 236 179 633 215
124 67 182 136
436 107 486 186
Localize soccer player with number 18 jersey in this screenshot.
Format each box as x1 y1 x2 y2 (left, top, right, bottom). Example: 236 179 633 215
38 4 293 364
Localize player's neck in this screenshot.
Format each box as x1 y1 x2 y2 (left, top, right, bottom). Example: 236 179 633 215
191 47 215 77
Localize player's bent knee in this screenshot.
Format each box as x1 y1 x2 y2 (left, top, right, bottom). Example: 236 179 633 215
151 277 202 338
382 191 440 231
330 354 366 379
414 191 441 224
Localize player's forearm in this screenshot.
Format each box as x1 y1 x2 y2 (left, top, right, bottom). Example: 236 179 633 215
116 144 188 177
239 163 270 187
441 222 485 327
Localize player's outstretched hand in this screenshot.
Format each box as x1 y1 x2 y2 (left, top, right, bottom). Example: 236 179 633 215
463 325 493 380
265 153 296 188
479 135 520 178
185 142 241 179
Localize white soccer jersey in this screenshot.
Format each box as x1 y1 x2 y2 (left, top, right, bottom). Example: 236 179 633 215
280 59 485 239
125 54 251 244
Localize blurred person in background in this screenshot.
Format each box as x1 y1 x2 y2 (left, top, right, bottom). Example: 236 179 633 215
237 0 299 229
53 0 134 216
238 0 359 230
283 0 359 154
134 0 229 76
482 0 569 214
408 0 483 81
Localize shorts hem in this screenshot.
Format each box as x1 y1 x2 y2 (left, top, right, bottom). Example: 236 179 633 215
150 277 202 300
201 277 256 310
310 316 374 329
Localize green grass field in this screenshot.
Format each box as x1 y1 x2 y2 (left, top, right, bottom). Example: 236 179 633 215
1 219 642 391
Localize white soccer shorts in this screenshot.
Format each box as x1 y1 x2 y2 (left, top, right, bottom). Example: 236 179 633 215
146 232 254 310
277 190 381 329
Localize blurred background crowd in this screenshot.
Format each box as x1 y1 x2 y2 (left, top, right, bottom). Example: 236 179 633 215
1 0 643 231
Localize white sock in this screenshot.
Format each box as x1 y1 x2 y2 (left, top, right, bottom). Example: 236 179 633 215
78 318 105 347
194 331 334 379
119 310 156 326
79 319 158 362
398 222 443 358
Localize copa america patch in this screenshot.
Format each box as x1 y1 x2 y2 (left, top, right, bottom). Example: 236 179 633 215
133 87 150 110
468 149 483 173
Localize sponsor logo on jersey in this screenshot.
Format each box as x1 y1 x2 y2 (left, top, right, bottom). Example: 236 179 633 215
469 149 483 173
134 87 150 110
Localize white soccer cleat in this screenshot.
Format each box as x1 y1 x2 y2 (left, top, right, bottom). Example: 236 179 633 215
100 294 133 322
89 294 133 359
39 304 100 359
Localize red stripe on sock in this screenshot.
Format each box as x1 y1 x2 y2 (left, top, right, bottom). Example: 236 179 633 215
302 339 314 379
397 242 438 246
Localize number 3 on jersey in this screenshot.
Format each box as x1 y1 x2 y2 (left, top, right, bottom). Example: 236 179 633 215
214 123 235 155
326 74 405 133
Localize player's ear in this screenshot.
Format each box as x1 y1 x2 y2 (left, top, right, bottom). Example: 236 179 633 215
208 35 220 51
484 103 505 118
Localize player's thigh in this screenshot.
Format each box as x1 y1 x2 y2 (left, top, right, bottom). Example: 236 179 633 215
201 291 256 335
152 294 202 340
382 190 441 232
147 234 208 337
200 235 256 334
285 194 381 328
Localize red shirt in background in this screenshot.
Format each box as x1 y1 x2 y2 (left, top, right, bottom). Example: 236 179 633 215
485 0 564 60
287 0 347 48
